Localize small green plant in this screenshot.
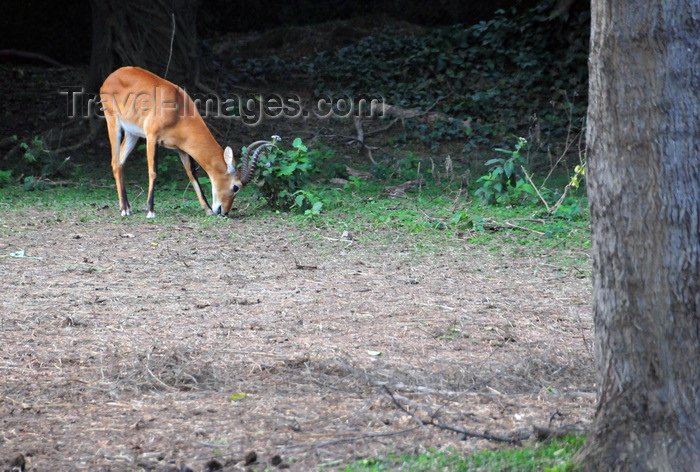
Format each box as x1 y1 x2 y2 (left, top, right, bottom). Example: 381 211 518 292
343 176 365 191
450 210 477 230
255 137 323 212
474 137 587 220
20 136 56 182
19 136 50 165
15 136 73 187
292 189 324 216
475 137 534 204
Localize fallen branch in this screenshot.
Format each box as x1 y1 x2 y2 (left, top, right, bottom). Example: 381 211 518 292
379 101 470 129
383 386 521 444
346 166 374 181
482 218 546 235
383 179 425 198
502 221 545 235
365 117 400 137
294 258 318 270
337 96 468 164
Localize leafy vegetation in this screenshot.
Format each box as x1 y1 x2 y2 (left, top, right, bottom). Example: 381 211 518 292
335 435 585 472
254 137 325 213
472 136 586 220
475 136 531 204
229 0 589 158
2 135 78 190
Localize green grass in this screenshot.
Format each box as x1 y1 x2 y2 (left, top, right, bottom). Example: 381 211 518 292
282 178 591 269
0 178 590 268
333 436 585 472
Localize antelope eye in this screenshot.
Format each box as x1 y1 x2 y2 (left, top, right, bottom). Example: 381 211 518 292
233 185 240 193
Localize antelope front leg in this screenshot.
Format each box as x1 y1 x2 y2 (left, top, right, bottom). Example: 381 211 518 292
178 150 212 214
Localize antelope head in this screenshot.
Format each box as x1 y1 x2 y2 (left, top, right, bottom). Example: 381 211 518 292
217 136 280 214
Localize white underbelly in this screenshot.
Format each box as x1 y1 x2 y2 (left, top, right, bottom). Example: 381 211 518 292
118 119 146 139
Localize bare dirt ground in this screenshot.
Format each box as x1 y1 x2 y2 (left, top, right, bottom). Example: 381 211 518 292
0 207 595 471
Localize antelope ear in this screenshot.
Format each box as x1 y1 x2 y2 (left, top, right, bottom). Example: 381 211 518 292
223 146 236 174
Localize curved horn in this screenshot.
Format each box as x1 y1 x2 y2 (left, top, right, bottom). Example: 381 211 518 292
240 137 280 185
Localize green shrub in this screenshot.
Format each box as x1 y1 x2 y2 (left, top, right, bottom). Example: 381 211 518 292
475 137 534 204
254 137 325 212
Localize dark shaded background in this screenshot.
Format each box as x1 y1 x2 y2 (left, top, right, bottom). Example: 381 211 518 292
1 0 542 66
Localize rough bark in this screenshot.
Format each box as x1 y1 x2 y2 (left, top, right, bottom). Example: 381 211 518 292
576 1 700 470
86 0 199 94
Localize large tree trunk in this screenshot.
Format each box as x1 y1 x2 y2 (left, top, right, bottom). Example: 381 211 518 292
86 0 200 93
576 1 700 470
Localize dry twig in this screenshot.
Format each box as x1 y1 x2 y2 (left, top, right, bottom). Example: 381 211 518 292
383 386 522 444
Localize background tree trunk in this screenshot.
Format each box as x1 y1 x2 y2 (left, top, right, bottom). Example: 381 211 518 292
86 0 200 93
576 0 700 470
